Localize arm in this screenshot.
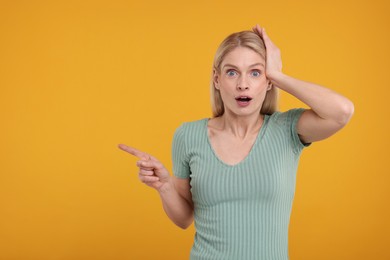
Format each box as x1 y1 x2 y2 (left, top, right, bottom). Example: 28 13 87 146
267 72 354 143
118 144 194 229
159 177 193 229
253 25 354 143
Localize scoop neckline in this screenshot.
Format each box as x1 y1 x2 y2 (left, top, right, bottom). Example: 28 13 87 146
204 115 270 168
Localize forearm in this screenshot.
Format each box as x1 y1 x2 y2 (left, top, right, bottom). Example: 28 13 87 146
158 179 194 229
268 71 354 124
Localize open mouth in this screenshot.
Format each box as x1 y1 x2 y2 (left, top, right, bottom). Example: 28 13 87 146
235 96 252 102
235 96 252 107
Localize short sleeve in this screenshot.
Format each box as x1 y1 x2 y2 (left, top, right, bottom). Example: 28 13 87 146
171 124 191 178
285 108 311 153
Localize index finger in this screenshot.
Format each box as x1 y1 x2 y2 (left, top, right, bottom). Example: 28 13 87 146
118 144 151 160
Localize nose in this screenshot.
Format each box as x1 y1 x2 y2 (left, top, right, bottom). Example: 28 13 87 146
237 76 249 90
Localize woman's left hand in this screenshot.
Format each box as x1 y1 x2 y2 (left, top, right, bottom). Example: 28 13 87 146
252 24 283 78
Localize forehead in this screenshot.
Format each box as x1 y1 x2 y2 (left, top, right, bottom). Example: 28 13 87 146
221 47 265 68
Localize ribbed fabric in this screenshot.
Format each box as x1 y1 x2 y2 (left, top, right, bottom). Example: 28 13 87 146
172 108 310 260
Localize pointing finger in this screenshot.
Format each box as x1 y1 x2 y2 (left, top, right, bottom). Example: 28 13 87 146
118 144 151 160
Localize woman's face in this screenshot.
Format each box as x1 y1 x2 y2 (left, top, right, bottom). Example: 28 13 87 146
214 47 269 118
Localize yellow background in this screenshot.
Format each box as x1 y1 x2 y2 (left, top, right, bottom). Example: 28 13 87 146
0 0 389 259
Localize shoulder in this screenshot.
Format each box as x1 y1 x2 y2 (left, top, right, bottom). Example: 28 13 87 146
172 118 208 156
268 108 307 127
267 108 311 151
174 118 208 134
173 118 208 142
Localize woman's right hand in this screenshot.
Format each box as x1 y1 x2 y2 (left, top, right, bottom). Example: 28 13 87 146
119 143 194 228
118 144 172 192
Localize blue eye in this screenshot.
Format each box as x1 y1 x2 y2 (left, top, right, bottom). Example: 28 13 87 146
251 70 261 77
227 70 237 76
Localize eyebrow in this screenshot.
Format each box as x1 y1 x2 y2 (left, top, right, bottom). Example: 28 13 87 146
223 63 264 69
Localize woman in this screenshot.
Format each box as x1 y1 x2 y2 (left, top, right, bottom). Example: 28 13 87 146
118 24 354 259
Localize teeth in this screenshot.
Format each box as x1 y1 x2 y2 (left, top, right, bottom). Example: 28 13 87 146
236 96 251 101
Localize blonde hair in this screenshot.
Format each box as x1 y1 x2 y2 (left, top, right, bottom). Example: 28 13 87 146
210 30 279 117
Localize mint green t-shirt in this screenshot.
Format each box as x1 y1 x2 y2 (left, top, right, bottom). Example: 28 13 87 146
172 108 310 260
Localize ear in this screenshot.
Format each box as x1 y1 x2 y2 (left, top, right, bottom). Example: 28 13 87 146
266 80 272 91
213 69 220 90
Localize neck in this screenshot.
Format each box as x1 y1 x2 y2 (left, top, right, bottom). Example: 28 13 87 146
220 111 264 139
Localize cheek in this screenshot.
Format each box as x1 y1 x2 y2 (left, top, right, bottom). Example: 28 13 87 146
220 76 235 85
218 79 236 93
252 78 268 91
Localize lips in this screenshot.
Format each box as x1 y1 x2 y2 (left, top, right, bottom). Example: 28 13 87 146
235 96 252 107
235 96 253 102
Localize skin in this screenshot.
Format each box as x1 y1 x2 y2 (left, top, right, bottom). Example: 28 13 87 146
117 144 193 228
118 24 355 229
209 46 271 165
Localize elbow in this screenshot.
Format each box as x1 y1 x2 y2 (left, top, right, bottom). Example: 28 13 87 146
337 99 355 126
175 216 194 230
177 223 192 230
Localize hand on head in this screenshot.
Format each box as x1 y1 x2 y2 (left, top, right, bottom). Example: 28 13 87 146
252 24 283 77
